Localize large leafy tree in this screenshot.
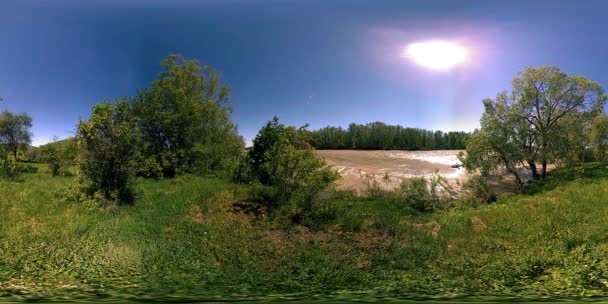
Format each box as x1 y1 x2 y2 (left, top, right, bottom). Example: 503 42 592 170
462 66 605 187
132 54 244 177
512 66 605 177
0 110 33 160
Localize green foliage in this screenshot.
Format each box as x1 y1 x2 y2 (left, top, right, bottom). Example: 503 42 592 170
397 173 457 212
360 171 458 212
311 121 467 150
238 117 339 224
40 137 74 176
26 138 77 165
76 100 139 205
459 175 497 206
0 150 19 179
591 114 608 161
247 117 313 184
16 163 38 174
264 137 340 222
131 54 244 178
361 172 388 199
3 161 608 301
0 110 32 160
462 66 606 189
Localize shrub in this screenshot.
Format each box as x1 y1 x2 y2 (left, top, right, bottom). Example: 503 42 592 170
361 172 388 199
76 100 139 205
0 151 19 180
459 175 497 206
57 180 103 208
398 173 457 212
263 137 340 223
41 142 63 176
136 156 164 179
237 117 339 225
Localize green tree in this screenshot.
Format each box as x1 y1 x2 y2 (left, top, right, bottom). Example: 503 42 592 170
132 54 244 177
42 136 61 176
310 122 467 150
0 110 32 160
591 114 608 161
462 66 606 188
239 117 339 224
512 66 605 177
247 117 312 184
76 100 139 205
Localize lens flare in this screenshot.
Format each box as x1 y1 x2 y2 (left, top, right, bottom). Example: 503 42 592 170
404 41 467 70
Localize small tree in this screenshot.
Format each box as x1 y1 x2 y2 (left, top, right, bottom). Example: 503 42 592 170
76 100 139 205
42 136 64 176
0 148 19 180
238 117 339 224
0 110 33 161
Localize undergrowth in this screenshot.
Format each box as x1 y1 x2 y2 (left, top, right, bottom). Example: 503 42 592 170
1 163 608 301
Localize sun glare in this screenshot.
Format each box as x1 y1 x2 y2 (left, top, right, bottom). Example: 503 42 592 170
404 41 467 70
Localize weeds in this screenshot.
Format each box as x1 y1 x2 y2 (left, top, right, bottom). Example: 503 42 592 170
2 163 608 301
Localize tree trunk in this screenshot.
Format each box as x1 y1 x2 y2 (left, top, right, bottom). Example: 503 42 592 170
510 168 524 193
527 160 538 180
541 139 548 179
13 147 17 161
500 154 524 193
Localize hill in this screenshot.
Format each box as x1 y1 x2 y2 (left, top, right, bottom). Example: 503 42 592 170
22 138 76 163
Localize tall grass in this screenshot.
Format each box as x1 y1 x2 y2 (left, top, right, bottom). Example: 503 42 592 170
2 163 608 301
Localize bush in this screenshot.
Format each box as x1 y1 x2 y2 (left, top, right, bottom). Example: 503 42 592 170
0 151 19 180
236 117 339 225
263 138 340 223
76 100 139 205
398 173 457 212
361 172 389 199
459 175 497 206
57 180 103 208
42 143 63 176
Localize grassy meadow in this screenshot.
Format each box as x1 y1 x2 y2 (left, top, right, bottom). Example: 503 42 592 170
2 163 608 301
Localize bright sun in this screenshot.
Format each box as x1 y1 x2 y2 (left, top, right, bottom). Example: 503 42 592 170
404 41 467 70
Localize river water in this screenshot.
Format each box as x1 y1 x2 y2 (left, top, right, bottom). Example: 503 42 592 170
316 150 466 190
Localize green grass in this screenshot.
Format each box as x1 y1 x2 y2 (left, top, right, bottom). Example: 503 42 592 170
2 163 608 301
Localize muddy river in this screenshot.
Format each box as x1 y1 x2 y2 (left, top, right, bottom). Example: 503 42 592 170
316 150 466 190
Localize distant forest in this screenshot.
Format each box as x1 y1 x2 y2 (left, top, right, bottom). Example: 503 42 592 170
310 122 468 150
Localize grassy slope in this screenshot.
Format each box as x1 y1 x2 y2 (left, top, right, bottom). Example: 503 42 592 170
1 163 608 301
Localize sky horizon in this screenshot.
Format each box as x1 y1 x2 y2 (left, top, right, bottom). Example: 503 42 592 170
3 0 608 146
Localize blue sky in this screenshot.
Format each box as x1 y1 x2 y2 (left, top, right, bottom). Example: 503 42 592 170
2 0 608 146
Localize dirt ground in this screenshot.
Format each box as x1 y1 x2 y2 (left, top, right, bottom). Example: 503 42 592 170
316 150 467 191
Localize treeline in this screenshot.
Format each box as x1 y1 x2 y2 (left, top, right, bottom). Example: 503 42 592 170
310 122 468 150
